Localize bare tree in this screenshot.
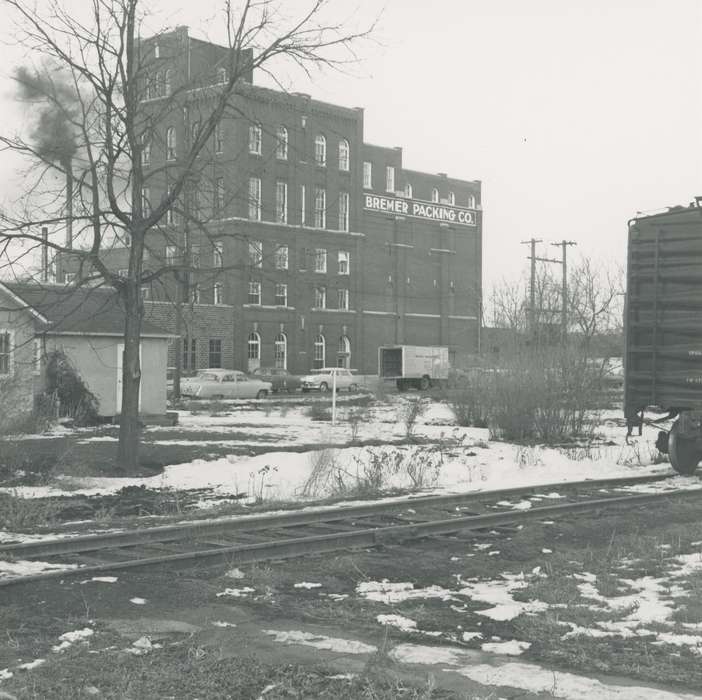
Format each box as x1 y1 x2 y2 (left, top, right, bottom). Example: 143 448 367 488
0 0 372 472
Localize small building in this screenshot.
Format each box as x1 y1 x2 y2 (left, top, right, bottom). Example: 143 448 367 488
0 282 171 420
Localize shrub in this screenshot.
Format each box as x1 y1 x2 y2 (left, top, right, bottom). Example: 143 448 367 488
398 397 426 438
305 402 331 422
43 350 100 426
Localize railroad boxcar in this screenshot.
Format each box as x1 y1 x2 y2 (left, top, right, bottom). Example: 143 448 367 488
625 198 702 474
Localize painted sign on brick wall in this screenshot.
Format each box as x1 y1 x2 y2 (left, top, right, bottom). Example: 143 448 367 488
363 194 476 226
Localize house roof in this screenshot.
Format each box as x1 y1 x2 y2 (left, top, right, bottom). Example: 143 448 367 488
1 282 172 338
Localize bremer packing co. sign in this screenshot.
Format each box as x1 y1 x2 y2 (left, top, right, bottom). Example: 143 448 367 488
363 194 476 226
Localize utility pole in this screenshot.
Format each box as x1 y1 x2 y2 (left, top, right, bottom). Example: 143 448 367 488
521 238 542 333
551 240 577 342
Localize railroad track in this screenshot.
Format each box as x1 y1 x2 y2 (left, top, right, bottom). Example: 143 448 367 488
1 473 699 587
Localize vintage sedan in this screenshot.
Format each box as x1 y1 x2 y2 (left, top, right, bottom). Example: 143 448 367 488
251 367 301 393
299 367 358 393
180 369 272 399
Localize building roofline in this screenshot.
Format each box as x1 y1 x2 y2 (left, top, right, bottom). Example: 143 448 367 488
0 282 50 324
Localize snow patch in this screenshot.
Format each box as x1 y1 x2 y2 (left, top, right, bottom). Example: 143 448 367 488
264 629 377 654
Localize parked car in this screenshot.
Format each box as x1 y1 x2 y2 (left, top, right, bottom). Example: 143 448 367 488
180 369 272 399
299 367 358 393
251 367 301 393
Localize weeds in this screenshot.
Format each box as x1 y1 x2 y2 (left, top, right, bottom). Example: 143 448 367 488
306 403 332 422
399 398 427 439
0 492 62 530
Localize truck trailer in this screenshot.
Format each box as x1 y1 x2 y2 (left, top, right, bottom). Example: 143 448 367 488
378 345 449 391
624 198 702 474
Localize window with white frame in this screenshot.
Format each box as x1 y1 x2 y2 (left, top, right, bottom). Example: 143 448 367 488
276 181 287 224
190 283 200 304
248 280 261 305
313 334 325 369
248 177 261 220
338 251 349 275
338 139 350 171
314 134 326 166
209 338 222 368
276 126 288 160
183 337 196 370
217 67 227 83
274 333 287 369
249 123 262 155
337 335 350 368
248 240 262 268
118 269 129 278
191 183 201 217
337 288 349 310
363 161 372 189
385 166 395 193
405 183 413 198
215 177 225 215
468 193 476 208
275 283 288 307
0 331 13 376
64 272 76 285
214 282 224 305
141 187 151 216
247 331 260 371
166 126 176 160
190 244 200 268
164 69 171 96
431 187 439 203
314 286 326 309
314 248 327 273
141 133 151 166
448 191 455 205
300 184 306 226
214 123 223 154
274 244 288 270
313 187 326 228
338 191 349 232
165 245 177 265
166 186 177 225
213 241 224 268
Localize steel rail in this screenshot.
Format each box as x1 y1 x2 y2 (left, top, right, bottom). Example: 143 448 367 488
0 473 672 559
1 483 699 588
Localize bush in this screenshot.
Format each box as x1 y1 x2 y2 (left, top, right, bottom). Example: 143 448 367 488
398 397 427 438
305 402 331 422
43 350 100 426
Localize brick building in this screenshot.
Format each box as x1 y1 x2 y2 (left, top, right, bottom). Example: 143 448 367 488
60 27 482 374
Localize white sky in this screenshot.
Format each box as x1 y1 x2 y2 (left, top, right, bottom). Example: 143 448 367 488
0 0 700 288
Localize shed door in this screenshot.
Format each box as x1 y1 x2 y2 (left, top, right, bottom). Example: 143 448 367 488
116 343 142 414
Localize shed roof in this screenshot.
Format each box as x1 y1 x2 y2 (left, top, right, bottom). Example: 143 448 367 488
1 283 171 338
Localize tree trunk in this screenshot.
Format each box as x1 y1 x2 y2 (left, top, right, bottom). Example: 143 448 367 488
116 279 143 472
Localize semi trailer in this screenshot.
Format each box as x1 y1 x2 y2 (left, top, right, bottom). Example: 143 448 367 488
378 345 449 391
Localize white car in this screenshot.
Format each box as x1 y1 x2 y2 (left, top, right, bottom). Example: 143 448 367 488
180 369 272 399
299 367 358 393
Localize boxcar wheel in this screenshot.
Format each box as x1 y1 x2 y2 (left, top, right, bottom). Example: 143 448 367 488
669 421 700 475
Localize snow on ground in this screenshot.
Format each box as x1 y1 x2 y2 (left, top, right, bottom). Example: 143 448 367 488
0 559 80 581
263 630 377 655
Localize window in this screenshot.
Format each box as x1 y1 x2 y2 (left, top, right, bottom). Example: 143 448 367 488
208 339 222 368
337 288 349 310
274 245 288 270
337 335 350 368
338 191 349 232
300 185 306 226
249 123 262 155
141 133 151 166
276 126 288 160
248 177 261 220
141 187 150 217
141 286 150 300
191 183 201 217
183 337 197 370
190 244 200 268
248 240 262 268
405 183 413 198
314 134 326 166
190 120 200 146
338 251 349 275
448 191 455 205
314 248 327 273
214 282 224 305
190 283 200 304
154 42 160 59
363 161 372 189
431 187 439 203
214 123 223 154
313 334 325 369
166 126 176 160
213 241 224 268
164 69 171 96
154 72 163 97
274 333 287 369
313 187 326 228
215 178 225 215
314 286 326 309
385 166 395 193
276 181 288 224
468 193 476 208
248 280 261 305
118 269 129 278
33 338 42 375
275 283 288 306
63 272 76 285
338 139 350 171
165 245 177 265
217 67 227 83
245 332 261 372
166 186 177 225
0 331 12 376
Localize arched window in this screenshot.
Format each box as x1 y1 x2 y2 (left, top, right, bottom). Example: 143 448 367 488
313 334 325 369
249 123 262 155
166 126 176 160
338 139 350 171
468 194 476 208
431 187 439 203
247 331 261 372
164 69 172 96
337 335 350 369
314 134 326 167
274 333 287 369
448 191 455 205
276 126 288 160
404 183 413 198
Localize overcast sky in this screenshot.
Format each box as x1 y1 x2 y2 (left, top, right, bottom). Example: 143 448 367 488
1 0 700 288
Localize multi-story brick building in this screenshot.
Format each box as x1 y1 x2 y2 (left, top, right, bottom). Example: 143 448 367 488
60 26 482 374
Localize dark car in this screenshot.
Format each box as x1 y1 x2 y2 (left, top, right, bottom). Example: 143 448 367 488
251 367 301 393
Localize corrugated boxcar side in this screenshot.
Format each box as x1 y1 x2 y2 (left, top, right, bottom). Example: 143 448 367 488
625 206 702 417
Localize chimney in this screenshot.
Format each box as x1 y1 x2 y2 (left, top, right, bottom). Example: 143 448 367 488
41 226 49 282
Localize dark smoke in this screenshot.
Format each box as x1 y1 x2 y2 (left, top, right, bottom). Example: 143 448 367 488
13 65 78 166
